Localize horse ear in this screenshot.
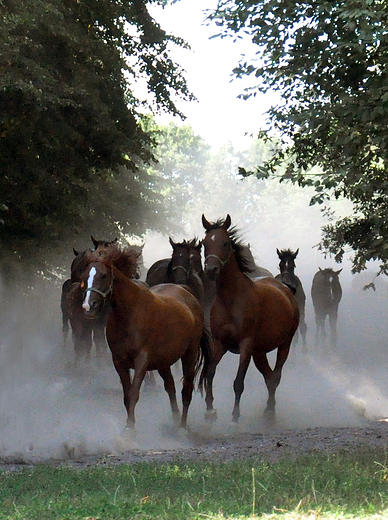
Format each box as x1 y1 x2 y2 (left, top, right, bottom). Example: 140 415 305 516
276 248 281 257
223 214 231 229
113 237 118 243
91 236 98 248
336 268 343 275
196 241 202 251
73 248 79 256
318 267 322 271
169 237 176 248
294 248 299 257
202 214 211 230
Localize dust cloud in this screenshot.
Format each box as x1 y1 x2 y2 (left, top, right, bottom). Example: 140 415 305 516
1 234 388 463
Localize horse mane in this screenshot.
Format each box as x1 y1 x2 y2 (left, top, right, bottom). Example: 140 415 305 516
85 245 140 279
205 218 253 274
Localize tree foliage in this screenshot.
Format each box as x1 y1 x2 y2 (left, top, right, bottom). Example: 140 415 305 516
210 0 388 273
0 0 192 255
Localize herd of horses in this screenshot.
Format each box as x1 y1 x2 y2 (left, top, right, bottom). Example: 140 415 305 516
60 215 342 430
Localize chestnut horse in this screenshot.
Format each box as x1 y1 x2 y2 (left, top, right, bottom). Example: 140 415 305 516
80 247 210 429
275 248 307 353
146 238 204 305
61 237 139 365
201 214 299 422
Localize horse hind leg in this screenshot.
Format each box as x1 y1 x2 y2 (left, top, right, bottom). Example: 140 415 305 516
232 343 252 423
157 367 179 424
180 346 200 428
254 343 290 417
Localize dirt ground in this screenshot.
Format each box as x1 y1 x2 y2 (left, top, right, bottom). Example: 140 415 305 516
1 420 388 472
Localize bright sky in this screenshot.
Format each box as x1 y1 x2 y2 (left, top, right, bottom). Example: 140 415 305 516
150 0 280 149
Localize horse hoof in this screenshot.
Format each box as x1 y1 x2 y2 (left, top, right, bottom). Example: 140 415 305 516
123 425 137 436
205 409 217 423
263 409 276 421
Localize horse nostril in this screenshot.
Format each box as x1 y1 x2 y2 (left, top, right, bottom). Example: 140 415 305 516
91 300 99 309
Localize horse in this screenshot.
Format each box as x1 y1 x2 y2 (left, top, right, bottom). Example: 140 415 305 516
201 214 299 422
145 238 204 305
311 267 343 349
79 246 211 429
61 237 140 365
275 248 308 353
241 244 274 279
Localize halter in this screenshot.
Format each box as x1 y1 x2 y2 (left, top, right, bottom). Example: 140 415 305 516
204 244 233 268
84 265 114 301
172 265 191 276
84 284 113 299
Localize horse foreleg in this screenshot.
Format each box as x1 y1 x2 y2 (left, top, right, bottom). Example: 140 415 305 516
126 356 148 429
62 315 69 349
204 340 225 422
299 310 308 354
113 358 134 429
157 367 179 423
329 311 338 349
232 344 252 423
93 324 107 362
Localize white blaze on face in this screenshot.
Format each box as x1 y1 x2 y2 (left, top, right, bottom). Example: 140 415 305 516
82 267 96 311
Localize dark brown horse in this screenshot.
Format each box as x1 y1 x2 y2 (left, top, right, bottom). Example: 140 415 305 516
275 248 307 353
311 267 343 348
146 238 204 305
61 237 139 365
79 247 210 429
201 214 299 422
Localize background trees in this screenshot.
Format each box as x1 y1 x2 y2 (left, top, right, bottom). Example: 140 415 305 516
209 0 388 273
0 0 192 258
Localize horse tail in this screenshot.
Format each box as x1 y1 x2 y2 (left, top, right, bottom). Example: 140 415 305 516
197 326 213 394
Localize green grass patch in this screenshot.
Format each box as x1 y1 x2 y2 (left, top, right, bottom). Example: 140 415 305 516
1 448 388 519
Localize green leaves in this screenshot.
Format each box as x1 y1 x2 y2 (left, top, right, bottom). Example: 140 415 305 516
210 0 388 273
0 0 192 256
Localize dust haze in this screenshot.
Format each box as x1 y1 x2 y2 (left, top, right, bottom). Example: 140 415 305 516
1 193 388 463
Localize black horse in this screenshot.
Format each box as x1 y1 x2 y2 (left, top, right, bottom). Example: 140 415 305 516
145 238 204 306
311 267 342 349
275 248 307 353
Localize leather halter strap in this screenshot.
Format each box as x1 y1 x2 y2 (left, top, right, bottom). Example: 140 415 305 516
85 265 114 300
172 265 191 275
204 244 233 268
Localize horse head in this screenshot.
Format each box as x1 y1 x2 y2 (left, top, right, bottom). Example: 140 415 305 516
202 214 233 280
80 252 113 319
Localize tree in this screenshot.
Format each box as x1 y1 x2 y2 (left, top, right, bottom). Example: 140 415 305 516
209 0 388 273
0 0 192 255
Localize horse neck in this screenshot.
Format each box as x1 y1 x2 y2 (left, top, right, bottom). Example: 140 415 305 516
216 254 247 294
111 265 143 308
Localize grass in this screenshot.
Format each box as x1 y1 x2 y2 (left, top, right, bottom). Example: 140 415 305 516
1 448 388 519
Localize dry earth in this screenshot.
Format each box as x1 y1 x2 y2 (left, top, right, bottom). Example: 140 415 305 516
1 421 388 472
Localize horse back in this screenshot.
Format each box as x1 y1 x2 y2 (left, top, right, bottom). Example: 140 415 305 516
145 258 170 286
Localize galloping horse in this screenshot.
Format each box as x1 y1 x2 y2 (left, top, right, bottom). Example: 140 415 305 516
311 267 343 348
79 246 210 429
201 215 299 422
146 238 204 305
61 237 139 365
275 248 307 353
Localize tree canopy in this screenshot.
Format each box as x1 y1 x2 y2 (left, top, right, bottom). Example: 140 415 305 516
0 0 192 256
209 0 388 273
